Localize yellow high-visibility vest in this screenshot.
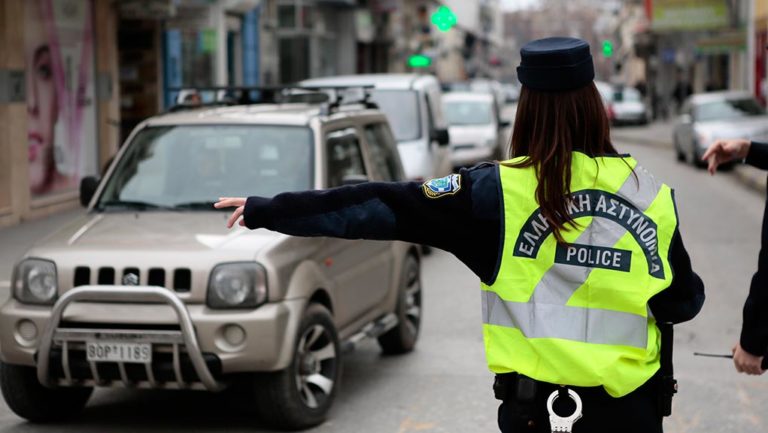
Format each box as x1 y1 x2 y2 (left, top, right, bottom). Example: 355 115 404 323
482 152 677 397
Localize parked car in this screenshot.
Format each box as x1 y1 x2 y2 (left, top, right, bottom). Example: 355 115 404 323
442 91 509 168
594 81 648 126
301 74 451 181
0 94 422 430
673 91 768 167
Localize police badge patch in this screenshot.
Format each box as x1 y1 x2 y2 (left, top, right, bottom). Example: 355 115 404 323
422 174 461 199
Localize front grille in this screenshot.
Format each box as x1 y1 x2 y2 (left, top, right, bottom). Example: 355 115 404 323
73 266 193 292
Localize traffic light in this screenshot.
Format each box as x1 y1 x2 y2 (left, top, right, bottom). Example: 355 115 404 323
408 54 432 68
602 40 614 58
431 6 457 32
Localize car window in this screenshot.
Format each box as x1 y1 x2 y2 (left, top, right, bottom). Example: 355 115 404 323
326 127 366 187
364 123 402 181
443 100 494 126
369 90 421 142
96 125 313 209
694 98 765 122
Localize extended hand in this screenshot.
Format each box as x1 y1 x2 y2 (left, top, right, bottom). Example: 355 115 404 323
732 343 765 375
214 197 247 228
701 139 750 175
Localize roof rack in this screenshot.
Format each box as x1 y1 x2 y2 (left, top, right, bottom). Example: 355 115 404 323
165 85 378 114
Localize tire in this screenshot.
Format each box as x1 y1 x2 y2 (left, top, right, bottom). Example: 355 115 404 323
673 136 686 162
254 303 340 430
0 361 92 422
378 254 422 355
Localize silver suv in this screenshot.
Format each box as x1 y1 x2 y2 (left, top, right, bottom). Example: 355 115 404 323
0 92 422 429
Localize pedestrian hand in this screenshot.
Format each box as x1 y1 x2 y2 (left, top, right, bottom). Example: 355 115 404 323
217 37 704 432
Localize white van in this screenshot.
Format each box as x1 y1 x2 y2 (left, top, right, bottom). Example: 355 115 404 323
301 74 452 181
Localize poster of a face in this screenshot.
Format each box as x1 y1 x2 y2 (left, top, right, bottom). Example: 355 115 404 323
25 0 97 198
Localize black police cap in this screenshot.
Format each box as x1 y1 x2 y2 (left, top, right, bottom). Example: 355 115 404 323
517 37 595 92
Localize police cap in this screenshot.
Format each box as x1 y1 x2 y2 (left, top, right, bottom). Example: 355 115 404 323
517 37 595 92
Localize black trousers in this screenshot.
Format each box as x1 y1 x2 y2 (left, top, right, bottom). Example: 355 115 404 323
496 374 663 433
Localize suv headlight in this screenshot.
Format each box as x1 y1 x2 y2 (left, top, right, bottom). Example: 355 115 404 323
207 263 267 309
13 258 58 305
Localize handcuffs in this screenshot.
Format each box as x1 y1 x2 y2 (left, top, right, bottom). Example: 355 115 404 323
546 388 583 433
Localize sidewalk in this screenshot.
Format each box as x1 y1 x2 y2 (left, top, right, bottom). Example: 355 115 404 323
612 120 767 195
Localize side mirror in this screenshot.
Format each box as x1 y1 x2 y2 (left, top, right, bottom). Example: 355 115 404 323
341 174 369 186
80 176 99 207
431 128 450 146
499 120 512 129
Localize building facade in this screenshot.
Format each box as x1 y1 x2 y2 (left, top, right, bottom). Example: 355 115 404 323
0 0 120 227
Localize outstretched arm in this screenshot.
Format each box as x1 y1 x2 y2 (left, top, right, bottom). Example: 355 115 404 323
215 166 504 284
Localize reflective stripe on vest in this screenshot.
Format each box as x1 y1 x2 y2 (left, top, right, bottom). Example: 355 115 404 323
481 153 678 397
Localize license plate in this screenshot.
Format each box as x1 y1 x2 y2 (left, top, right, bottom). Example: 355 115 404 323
86 342 152 363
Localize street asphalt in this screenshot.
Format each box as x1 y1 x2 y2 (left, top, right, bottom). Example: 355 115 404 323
0 130 767 432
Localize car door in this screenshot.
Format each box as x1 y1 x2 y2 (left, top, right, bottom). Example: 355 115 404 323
321 126 392 327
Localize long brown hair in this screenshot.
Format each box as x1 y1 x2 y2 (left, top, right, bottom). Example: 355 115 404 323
505 82 619 242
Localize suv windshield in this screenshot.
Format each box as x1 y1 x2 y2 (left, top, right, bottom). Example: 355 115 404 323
695 98 765 122
443 101 493 126
369 90 421 142
96 125 313 211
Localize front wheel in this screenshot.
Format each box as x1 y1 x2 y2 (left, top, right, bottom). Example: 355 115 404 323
254 304 340 430
378 254 422 355
0 361 92 422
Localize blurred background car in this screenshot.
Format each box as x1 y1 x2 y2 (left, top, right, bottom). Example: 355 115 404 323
301 74 451 182
673 91 768 167
595 81 649 126
442 91 509 168
609 85 649 126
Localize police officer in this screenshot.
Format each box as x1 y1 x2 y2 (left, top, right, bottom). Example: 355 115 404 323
703 138 768 375
216 37 704 432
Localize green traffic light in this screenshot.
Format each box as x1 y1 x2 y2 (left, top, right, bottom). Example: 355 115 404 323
431 6 457 32
602 40 613 57
408 54 432 68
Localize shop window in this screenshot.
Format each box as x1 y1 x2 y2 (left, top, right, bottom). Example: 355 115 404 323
278 4 296 28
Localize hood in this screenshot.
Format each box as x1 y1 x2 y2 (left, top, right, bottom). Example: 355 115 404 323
447 125 496 147
36 211 281 255
695 116 768 141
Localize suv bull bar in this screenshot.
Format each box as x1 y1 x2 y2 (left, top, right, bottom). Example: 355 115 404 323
37 286 225 391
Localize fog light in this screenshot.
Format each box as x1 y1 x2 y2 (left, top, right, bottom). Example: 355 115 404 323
14 319 38 346
215 324 247 352
224 324 246 346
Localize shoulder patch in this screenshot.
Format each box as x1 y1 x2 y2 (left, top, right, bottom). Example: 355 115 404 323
423 174 462 199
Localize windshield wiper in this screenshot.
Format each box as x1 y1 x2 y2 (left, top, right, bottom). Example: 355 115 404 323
96 200 175 212
172 201 219 210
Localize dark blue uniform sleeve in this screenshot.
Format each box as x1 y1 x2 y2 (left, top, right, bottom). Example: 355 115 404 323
243 164 502 284
647 230 705 324
740 184 768 355
746 141 768 171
